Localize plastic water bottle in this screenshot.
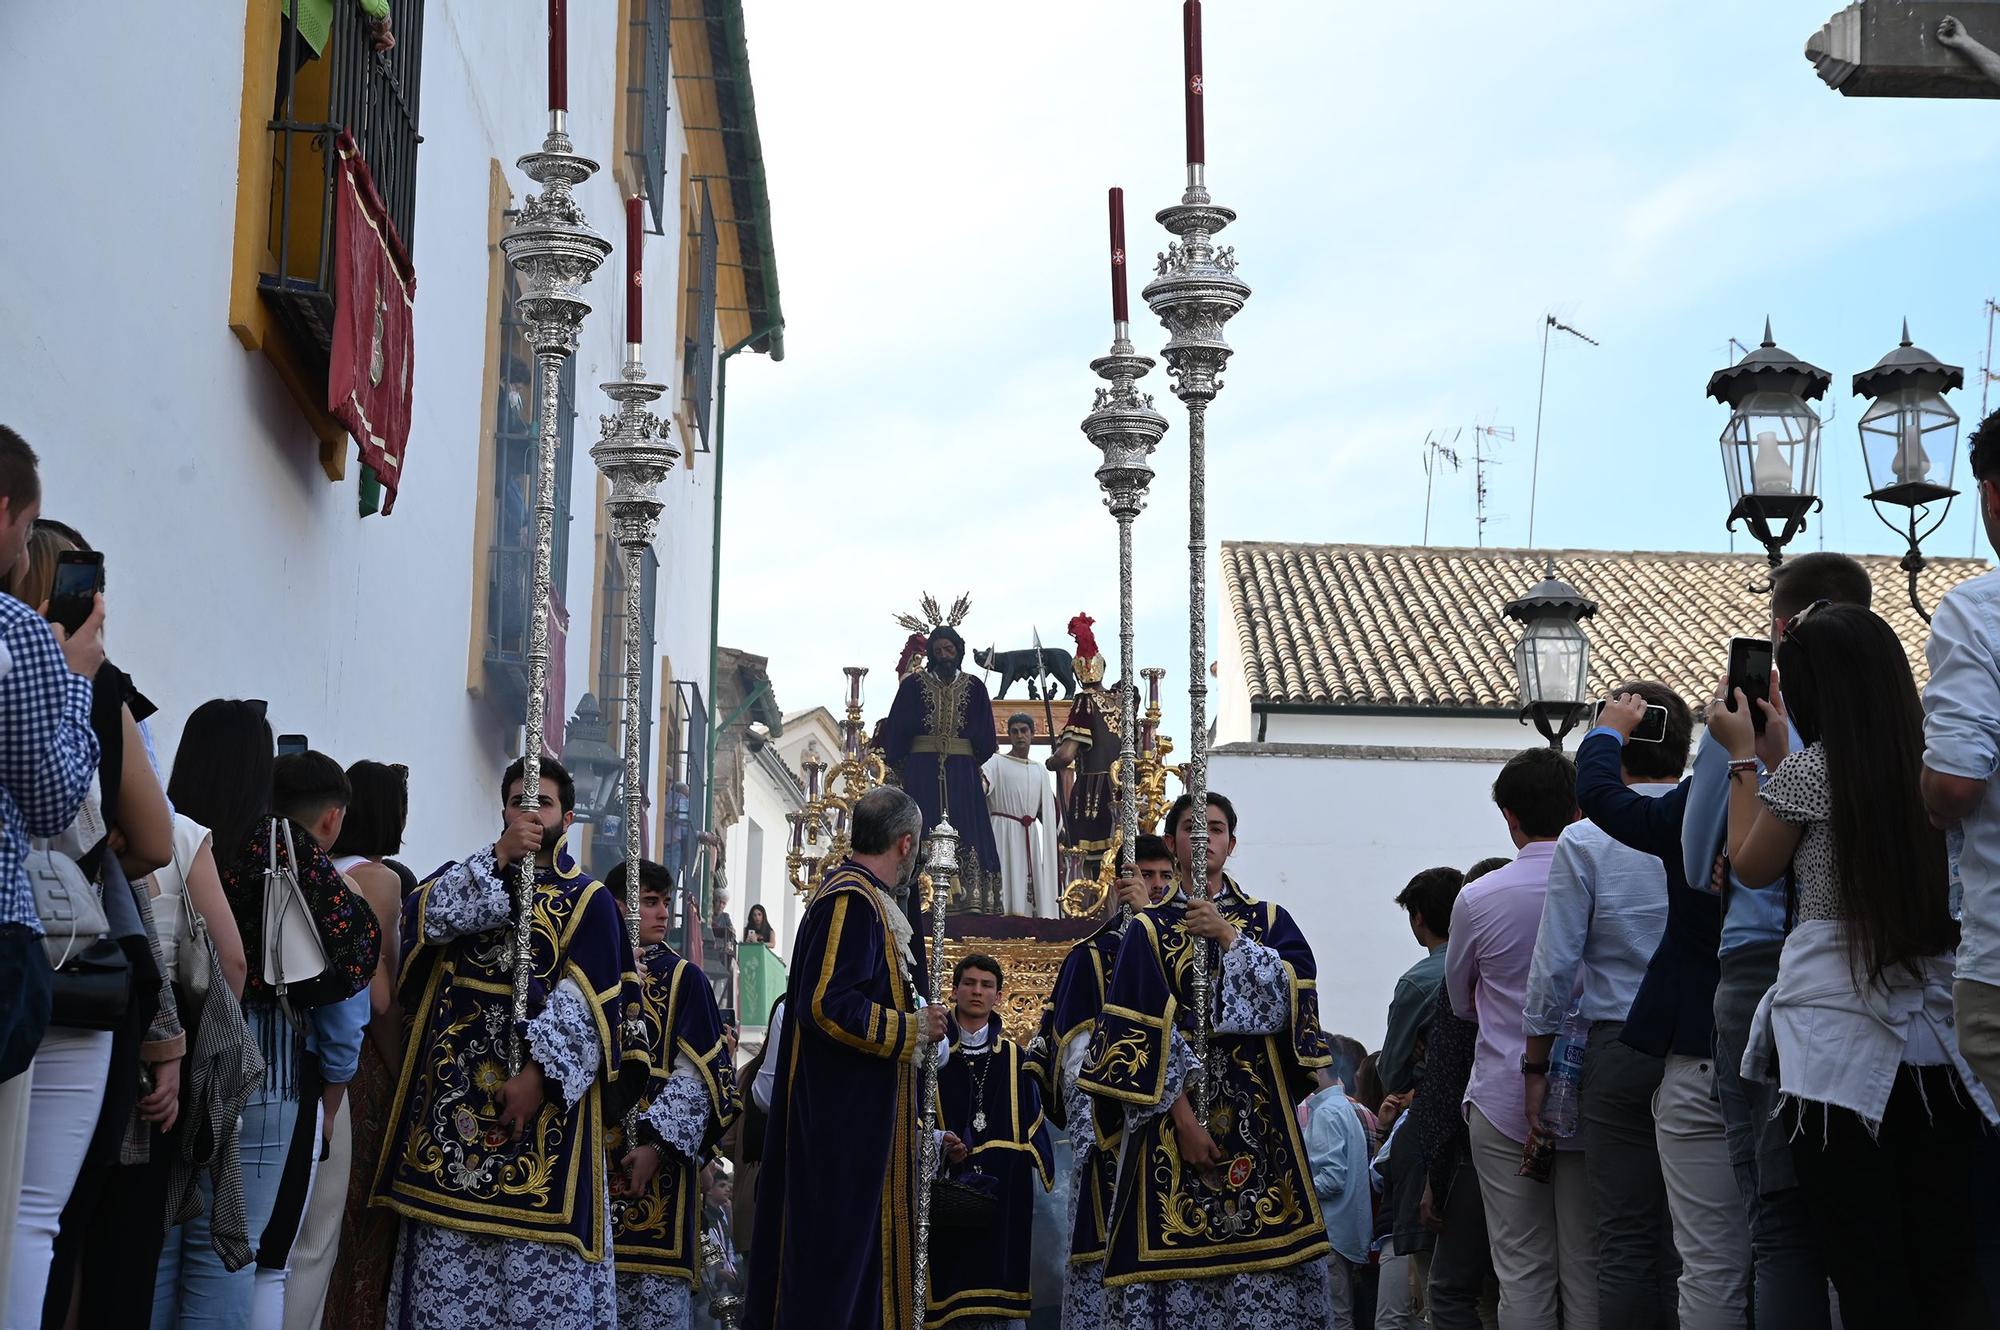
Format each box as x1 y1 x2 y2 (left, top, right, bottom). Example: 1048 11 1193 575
1542 1003 1587 1139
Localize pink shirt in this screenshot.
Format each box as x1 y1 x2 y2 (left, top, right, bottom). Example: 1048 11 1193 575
1444 840 1577 1149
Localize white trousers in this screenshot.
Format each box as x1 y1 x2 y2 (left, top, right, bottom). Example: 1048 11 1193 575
1653 1054 1751 1330
4 1028 113 1330
281 1095 350 1330
1377 1252 1421 1329
1467 1105 1597 1330
0 1062 34 1313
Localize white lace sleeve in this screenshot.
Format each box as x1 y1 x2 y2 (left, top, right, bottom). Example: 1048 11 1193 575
526 977 600 1109
1061 1029 1096 1152
1215 930 1288 1036
419 849 512 941
1125 1029 1200 1131
642 1064 712 1160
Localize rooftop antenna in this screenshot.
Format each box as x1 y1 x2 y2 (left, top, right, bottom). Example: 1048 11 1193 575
1422 428 1464 546
1528 313 1600 549
1471 420 1514 548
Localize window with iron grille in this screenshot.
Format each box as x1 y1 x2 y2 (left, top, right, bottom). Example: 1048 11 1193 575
262 0 425 378
626 0 672 231
685 182 719 446
483 256 578 704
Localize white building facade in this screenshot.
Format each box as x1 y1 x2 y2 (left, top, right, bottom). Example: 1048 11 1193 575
1213 541 1984 1048
2 0 782 874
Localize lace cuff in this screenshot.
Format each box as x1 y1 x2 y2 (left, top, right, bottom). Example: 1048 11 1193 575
642 1065 712 1160
526 978 600 1109
1126 1029 1199 1132
1064 1079 1097 1154
1216 931 1288 1036
420 848 513 941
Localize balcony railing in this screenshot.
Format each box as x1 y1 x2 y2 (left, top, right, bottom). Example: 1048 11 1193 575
261 0 425 378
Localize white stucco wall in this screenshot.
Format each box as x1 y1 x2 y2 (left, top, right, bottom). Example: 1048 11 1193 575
1 2 731 873
1208 743 1525 1051
728 745 804 965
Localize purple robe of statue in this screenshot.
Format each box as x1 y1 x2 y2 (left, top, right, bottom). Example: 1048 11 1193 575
879 667 1000 898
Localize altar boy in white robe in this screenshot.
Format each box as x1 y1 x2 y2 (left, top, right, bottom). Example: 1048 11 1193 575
981 714 1061 918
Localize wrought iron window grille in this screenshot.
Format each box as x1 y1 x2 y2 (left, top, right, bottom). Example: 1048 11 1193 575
261 0 425 379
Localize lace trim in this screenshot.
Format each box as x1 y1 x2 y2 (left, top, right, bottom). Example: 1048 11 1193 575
1216 931 1288 1036
643 1066 712 1160
526 978 600 1109
421 847 512 941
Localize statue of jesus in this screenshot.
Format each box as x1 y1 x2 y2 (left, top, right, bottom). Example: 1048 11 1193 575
878 624 1002 910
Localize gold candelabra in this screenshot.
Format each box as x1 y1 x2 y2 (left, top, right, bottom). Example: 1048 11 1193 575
786 666 889 899
1060 667 1183 918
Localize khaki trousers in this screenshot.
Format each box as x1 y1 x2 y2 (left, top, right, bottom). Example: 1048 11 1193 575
1467 1105 1598 1330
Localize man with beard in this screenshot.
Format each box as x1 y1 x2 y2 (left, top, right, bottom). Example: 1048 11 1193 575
1078 793 1334 1327
745 786 952 1330
880 625 1001 910
373 758 633 1329
925 954 1054 1330
1024 834 1177 1330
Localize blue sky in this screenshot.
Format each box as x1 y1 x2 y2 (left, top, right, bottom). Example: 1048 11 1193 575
719 2 2000 723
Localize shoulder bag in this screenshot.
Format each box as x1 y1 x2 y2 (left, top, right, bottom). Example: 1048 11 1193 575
262 818 329 1000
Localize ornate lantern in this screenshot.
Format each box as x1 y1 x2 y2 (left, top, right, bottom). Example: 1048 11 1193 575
1706 319 1831 566
1854 321 1964 621
1505 557 1598 750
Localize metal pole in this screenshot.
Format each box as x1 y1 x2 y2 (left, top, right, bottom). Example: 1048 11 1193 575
1529 316 1552 550
914 814 959 1319
1083 316 1166 927
499 114 611 1072
1144 164 1247 1123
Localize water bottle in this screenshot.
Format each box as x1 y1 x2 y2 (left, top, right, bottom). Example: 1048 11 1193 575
1542 1003 1587 1139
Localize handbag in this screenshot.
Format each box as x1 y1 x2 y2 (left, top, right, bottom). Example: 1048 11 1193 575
174 848 213 1001
28 841 133 1031
262 818 328 1000
28 843 109 970
929 1169 1000 1231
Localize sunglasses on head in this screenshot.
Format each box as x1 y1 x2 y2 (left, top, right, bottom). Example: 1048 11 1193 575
1780 598 1833 642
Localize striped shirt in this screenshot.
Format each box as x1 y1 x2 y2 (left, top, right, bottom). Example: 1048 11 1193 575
0 593 99 934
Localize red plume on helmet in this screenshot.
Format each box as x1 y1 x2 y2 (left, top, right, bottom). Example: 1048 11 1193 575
1066 612 1100 662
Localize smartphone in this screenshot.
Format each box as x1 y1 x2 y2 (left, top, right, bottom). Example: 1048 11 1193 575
47 550 104 635
1726 636 1774 736
277 734 310 757
1590 699 1670 743
719 1006 737 1029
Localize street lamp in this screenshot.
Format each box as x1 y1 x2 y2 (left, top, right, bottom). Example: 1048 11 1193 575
1854 320 1964 622
1707 319 1831 566
1505 556 1598 750
563 693 622 827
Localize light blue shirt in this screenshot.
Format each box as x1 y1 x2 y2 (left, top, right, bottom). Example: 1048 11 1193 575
1681 727 1800 956
307 987 371 1085
1523 796 1673 1034
1301 1086 1373 1264
1924 570 2000 985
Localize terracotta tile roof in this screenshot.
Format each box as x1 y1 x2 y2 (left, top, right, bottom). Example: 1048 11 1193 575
1222 542 1990 711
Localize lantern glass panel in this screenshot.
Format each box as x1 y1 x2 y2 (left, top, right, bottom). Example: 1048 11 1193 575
1513 617 1590 707
1720 389 1821 506
1859 389 1959 500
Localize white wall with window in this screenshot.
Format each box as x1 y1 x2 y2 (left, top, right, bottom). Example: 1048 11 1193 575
1 1 779 873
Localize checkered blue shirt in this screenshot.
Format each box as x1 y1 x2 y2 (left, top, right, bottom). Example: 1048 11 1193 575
0 594 99 935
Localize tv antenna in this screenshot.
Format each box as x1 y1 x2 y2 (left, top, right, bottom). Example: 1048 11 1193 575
1471 421 1514 548
1528 314 1600 548
1421 428 1464 546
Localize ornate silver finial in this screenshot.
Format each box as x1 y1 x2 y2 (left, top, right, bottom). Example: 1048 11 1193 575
495 118 612 1076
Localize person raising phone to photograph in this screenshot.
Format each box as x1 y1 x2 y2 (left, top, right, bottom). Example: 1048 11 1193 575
1679 551 1870 1330
1720 600 1996 1327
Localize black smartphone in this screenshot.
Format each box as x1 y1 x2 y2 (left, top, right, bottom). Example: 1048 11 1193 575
1726 637 1774 736
47 550 104 635
277 733 310 757
719 1006 737 1029
1590 699 1669 743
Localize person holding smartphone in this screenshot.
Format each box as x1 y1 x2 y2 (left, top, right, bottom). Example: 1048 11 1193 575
0 429 103 1317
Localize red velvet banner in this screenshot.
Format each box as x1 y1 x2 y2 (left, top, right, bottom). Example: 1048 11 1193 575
328 131 416 514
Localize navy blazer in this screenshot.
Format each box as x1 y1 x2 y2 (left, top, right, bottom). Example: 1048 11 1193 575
1574 731 1722 1059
